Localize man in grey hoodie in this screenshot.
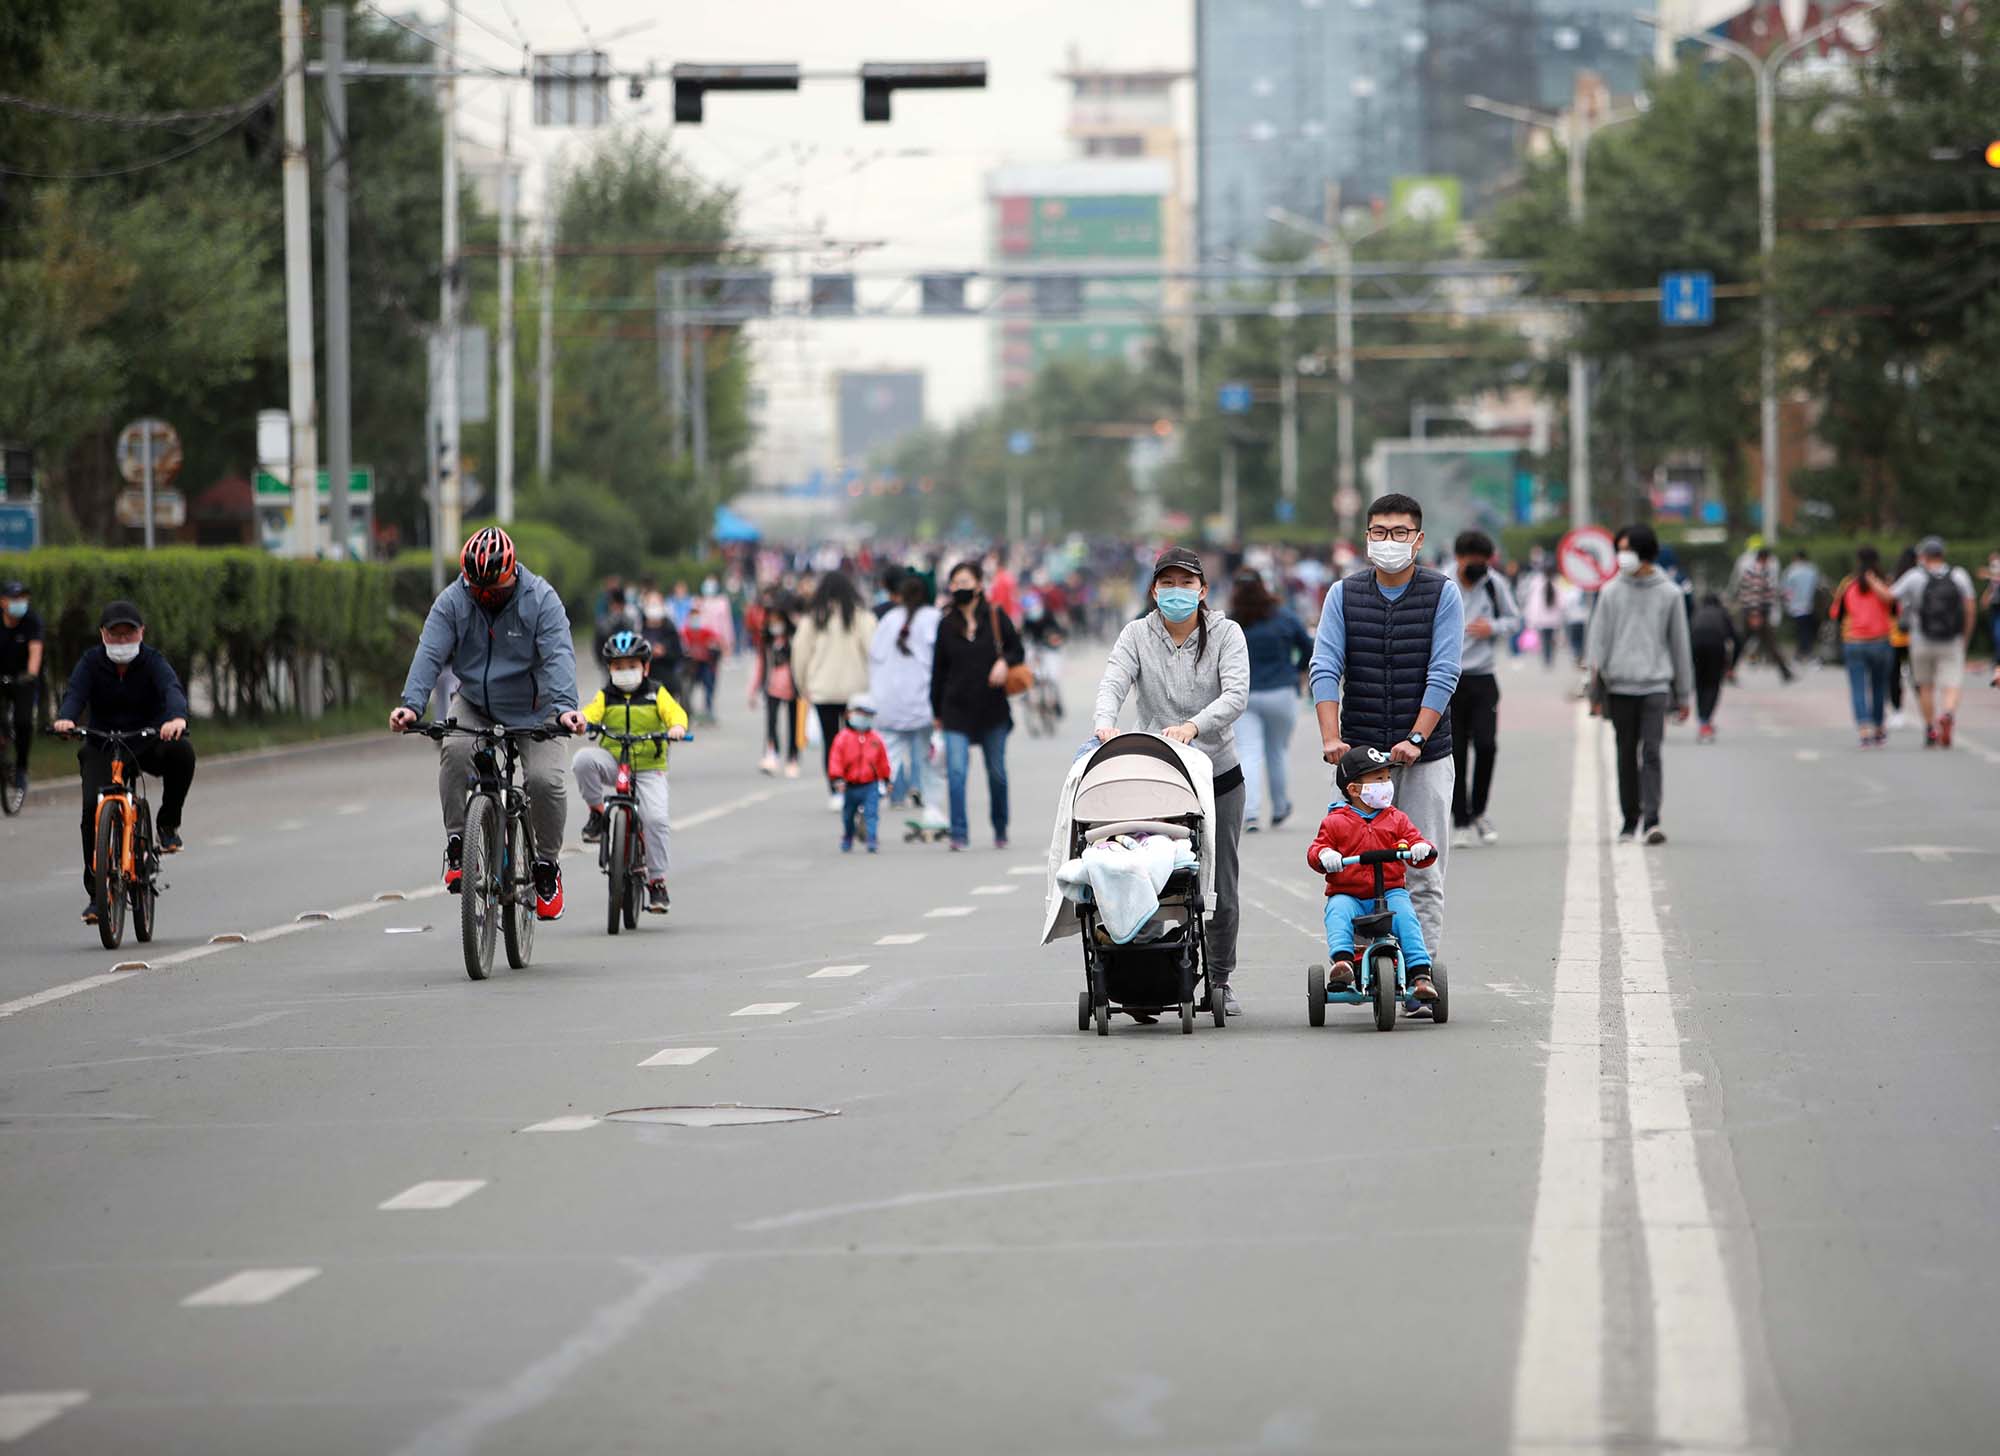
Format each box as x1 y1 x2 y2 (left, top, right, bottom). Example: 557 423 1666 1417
1586 523 1693 844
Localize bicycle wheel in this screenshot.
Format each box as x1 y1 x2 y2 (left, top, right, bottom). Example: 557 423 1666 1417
501 806 534 970
460 795 499 980
0 737 21 816
604 807 630 937
94 804 126 951
621 824 641 930
129 802 157 944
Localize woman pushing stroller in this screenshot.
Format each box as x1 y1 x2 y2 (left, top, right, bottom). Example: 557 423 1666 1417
1091 546 1250 1013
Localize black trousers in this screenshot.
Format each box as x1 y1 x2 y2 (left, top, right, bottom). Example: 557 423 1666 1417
6 679 34 771
76 739 195 883
1449 672 1500 826
762 696 798 760
813 701 848 789
1605 692 1667 832
1692 643 1729 724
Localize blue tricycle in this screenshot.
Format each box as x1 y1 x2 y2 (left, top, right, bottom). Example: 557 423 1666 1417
1306 845 1449 1031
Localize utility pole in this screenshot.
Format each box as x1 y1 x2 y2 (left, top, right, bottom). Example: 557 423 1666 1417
1566 111 1591 532
669 273 688 459
322 3 353 559
535 156 555 484
437 2 463 554
690 325 709 476
1277 274 1298 523
1333 235 1357 541
1220 436 1239 544
496 96 516 524
279 0 319 559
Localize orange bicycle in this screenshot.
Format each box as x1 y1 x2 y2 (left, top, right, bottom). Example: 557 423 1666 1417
56 726 168 950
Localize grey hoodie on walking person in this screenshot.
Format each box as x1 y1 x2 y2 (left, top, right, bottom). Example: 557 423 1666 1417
1586 569 1694 703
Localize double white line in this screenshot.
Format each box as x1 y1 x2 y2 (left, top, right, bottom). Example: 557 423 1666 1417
1512 703 1751 1452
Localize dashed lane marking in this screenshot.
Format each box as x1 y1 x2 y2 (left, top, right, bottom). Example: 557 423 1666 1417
0 1392 89 1443
1005 865 1043 876
379 1180 488 1211
730 1002 799 1017
637 1046 717 1066
181 1267 321 1307
875 933 926 946
520 1117 600 1133
336 802 367 816
970 884 1019 896
1794 749 1821 762
0 972 144 1021
808 964 868 978
671 786 783 832
924 906 976 919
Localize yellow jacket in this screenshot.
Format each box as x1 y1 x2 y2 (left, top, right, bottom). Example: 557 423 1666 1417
582 679 689 771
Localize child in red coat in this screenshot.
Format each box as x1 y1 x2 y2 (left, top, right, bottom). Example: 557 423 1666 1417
828 693 893 853
1307 745 1441 999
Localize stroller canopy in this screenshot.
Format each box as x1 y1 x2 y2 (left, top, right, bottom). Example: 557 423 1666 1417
1073 732 1204 827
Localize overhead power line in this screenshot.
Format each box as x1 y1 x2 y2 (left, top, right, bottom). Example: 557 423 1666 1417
0 80 279 128
0 72 286 179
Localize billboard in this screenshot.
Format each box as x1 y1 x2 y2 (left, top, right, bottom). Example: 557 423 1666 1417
836 371 925 467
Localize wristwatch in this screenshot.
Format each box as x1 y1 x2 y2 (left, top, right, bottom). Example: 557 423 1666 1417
1405 730 1427 749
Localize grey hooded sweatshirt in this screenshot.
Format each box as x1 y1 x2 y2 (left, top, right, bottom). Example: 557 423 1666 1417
1586 568 1694 701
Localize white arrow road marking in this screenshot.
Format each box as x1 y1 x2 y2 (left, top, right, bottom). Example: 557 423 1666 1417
380 1180 487 1211
0 1392 89 1443
182 1267 321 1307
638 1046 716 1066
730 1003 799 1017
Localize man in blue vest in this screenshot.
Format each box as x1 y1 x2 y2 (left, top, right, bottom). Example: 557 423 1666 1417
1308 493 1464 991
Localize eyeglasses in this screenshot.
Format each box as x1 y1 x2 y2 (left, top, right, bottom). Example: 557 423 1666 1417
1365 525 1418 543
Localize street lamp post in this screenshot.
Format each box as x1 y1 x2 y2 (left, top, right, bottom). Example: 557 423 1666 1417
1645 0 1892 545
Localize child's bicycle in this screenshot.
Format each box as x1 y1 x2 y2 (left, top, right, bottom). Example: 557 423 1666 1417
52 725 173 950
584 722 691 935
1305 845 1449 1031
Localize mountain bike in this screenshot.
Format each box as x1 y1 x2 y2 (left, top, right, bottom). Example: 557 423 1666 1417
412 720 567 981
0 674 28 815
53 726 171 950
585 723 692 935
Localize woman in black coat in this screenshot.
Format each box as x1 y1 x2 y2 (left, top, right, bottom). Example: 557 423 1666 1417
930 558 1025 851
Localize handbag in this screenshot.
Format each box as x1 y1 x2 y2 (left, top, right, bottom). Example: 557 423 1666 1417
987 603 1034 697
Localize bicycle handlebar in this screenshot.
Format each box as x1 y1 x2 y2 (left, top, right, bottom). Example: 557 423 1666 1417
404 719 570 744
1330 846 1426 869
585 724 695 746
47 725 175 746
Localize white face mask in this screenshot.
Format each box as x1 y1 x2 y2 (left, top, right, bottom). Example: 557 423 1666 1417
610 667 644 692
1617 549 1642 576
1356 780 1395 810
1367 539 1415 573
104 641 140 665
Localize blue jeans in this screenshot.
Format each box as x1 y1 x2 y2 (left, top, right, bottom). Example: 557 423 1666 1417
841 782 880 848
1843 638 1893 730
943 724 1009 844
1323 886 1430 967
885 727 933 808
1236 686 1300 825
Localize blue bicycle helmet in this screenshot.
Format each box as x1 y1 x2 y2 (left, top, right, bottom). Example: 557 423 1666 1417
601 629 652 662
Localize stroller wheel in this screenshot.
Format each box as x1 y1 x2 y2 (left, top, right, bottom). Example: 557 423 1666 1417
1078 990 1091 1033
1094 999 1110 1037
1180 999 1194 1035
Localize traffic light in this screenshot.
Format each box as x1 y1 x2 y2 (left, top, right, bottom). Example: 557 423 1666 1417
1986 140 2000 169
670 64 800 125
859 62 987 123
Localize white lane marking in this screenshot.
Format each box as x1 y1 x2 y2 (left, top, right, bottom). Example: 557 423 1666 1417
970 884 1018 896
672 786 782 831
1239 893 1323 944
1511 699 1607 1451
0 972 142 1020
1948 729 2000 765
924 906 976 918
1610 775 1748 1448
181 1267 321 1307
637 1046 717 1066
1005 865 1043 876
210 834 241 848
276 818 307 832
730 1002 799 1017
875 933 926 945
336 802 367 815
520 1116 599 1133
1793 749 1821 762
380 1179 488 1211
1868 844 1986 864
1935 894 2000 918
809 964 868 978
0 1391 89 1443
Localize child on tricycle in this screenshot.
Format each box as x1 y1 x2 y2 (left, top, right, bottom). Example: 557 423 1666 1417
1307 745 1439 1003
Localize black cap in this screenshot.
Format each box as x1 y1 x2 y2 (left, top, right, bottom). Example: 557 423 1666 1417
1151 545 1206 581
98 600 145 629
0 580 25 597
1335 744 1394 792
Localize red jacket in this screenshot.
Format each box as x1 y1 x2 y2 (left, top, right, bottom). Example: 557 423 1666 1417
1306 802 1436 899
828 726 892 785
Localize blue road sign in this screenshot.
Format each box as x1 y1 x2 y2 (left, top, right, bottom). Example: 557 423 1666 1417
1274 498 1296 524
1007 430 1035 456
1217 381 1253 415
1660 271 1715 327
0 501 38 552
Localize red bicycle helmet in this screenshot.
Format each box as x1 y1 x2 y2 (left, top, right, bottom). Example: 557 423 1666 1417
460 526 516 587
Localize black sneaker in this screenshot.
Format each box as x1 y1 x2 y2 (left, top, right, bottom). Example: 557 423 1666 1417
645 880 670 915
443 834 464 893
157 828 183 854
1644 824 1668 846
533 858 565 921
1616 824 1638 844
581 808 607 844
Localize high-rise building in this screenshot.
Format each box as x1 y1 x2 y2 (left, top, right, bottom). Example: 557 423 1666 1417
1195 0 1651 262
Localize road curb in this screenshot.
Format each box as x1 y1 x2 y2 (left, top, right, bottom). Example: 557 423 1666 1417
17 728 385 804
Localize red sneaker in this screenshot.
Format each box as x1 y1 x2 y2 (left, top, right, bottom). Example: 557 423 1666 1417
1939 712 1955 748
443 835 463 894
533 860 565 921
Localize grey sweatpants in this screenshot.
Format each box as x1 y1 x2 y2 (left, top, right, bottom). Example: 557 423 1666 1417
571 745 671 880
1390 754 1454 963
437 695 569 862
1208 780 1245 983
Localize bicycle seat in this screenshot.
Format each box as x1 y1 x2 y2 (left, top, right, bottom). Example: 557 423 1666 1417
1353 909 1396 941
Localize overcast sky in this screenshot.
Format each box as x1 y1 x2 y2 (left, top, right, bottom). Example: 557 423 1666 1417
424 0 1195 471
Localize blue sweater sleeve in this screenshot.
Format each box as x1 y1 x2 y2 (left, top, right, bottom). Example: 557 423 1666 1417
1308 586 1346 705
1424 580 1464 714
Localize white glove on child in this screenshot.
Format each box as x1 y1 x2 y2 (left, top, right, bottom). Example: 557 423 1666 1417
1318 848 1340 873
1408 841 1436 866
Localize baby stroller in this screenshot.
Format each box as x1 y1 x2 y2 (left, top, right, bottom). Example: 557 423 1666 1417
1063 732 1223 1036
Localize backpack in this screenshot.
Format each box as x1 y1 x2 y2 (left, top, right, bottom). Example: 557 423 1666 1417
1916 571 1965 642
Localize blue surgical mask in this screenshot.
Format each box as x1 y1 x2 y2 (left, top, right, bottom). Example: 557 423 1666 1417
3 601 24 621
847 715 873 733
1156 587 1202 622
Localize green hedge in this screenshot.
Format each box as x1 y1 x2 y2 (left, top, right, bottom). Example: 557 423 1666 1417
8 548 403 716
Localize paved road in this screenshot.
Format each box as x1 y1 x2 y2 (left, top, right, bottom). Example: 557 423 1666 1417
4 651 1999 1453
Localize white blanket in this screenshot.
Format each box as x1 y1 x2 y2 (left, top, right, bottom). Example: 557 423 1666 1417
1041 735 1215 946
1055 834 1199 944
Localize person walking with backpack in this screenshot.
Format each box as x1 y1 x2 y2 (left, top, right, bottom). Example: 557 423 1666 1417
1892 536 1978 748
1688 592 1738 744
1448 531 1519 847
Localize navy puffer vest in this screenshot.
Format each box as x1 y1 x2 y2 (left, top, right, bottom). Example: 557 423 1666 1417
1338 567 1453 763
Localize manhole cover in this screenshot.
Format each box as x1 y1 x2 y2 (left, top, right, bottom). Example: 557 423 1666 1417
604 1104 837 1128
